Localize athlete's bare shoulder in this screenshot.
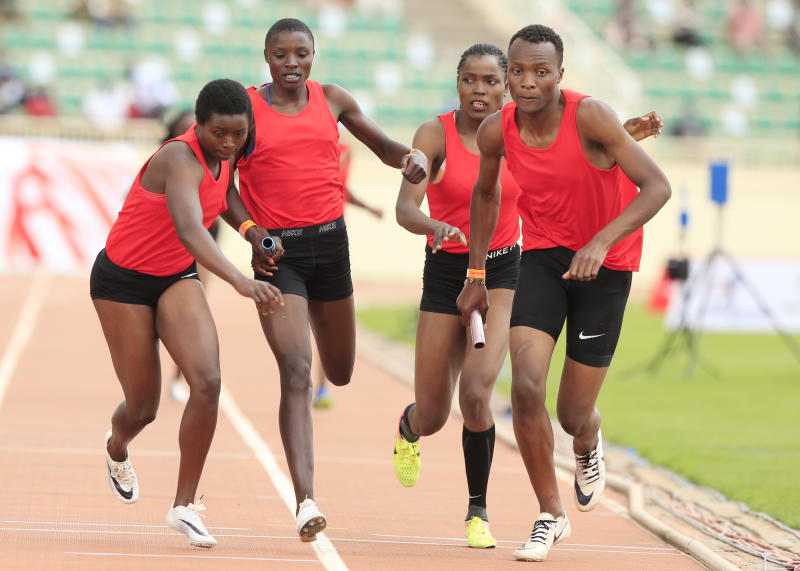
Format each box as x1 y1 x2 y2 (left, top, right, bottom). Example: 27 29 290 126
157 139 199 168
575 97 623 142
143 140 203 192
411 116 447 173
476 110 505 157
320 82 354 118
416 117 446 149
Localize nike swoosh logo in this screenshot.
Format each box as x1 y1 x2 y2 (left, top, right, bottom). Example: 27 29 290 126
554 524 567 542
108 466 134 500
574 478 593 506
180 272 199 279
578 331 605 340
469 494 481 499
179 518 208 536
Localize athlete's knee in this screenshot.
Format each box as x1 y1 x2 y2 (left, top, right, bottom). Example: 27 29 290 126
557 407 597 439
459 381 493 424
510 374 546 414
557 413 587 438
127 401 158 427
412 405 449 436
325 363 353 387
278 356 312 393
189 370 221 404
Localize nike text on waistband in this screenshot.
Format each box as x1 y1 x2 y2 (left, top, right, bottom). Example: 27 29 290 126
269 216 346 239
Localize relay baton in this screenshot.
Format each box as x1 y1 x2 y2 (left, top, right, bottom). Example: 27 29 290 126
261 236 277 257
470 310 485 349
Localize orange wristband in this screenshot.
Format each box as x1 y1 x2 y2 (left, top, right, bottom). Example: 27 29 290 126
239 219 256 239
466 268 486 279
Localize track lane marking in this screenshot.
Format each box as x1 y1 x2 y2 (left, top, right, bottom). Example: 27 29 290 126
66 552 317 562
0 273 49 412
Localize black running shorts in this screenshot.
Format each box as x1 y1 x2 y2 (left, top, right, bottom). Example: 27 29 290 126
420 243 520 315
255 216 353 302
510 247 632 367
89 249 200 308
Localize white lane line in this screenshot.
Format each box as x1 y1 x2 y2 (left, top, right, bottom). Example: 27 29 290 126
371 533 677 550
2 526 686 556
1 526 299 541
66 552 317 562
5 520 250 530
218 385 347 571
0 273 49 412
0 445 256 459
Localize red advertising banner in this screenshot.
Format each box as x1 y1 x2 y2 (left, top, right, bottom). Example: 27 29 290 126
0 137 142 272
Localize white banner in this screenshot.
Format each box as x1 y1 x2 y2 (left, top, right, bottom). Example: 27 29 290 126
0 137 141 273
665 256 800 333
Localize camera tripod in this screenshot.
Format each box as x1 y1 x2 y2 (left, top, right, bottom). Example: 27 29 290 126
636 207 800 378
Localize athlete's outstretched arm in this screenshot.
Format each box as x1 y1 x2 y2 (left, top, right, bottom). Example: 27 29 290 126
395 118 466 251
623 111 663 142
164 148 282 312
566 99 672 281
324 83 427 183
455 111 505 325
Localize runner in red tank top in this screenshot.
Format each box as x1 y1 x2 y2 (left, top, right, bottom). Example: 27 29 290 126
90 79 283 549
392 43 664 551
229 18 427 542
457 26 671 562
392 44 519 549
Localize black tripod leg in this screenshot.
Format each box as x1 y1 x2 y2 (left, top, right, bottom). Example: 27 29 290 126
721 253 800 364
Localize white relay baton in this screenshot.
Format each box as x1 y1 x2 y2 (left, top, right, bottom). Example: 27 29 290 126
470 310 485 349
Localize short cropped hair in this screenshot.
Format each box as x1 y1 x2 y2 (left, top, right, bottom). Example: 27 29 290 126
194 79 251 125
509 25 564 67
265 18 314 48
456 43 508 80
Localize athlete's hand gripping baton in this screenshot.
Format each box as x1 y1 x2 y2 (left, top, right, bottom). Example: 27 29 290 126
261 236 277 257
470 310 485 349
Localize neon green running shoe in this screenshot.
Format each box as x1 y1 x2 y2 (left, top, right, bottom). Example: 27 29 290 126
466 516 497 549
313 387 333 409
393 432 420 487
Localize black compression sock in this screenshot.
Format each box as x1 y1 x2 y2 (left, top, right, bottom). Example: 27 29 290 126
399 403 419 442
466 504 488 522
462 424 495 510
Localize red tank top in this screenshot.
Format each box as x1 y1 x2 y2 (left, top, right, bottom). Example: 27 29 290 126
501 90 642 271
105 127 230 276
339 142 351 202
238 81 344 228
426 111 521 254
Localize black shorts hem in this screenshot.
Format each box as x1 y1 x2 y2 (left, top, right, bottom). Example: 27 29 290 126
565 349 614 368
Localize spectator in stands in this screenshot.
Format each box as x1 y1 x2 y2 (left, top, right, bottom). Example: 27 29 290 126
0 0 17 21
72 0 135 29
83 80 130 131
127 58 178 120
671 98 707 137
789 0 800 52
607 0 653 50
672 0 704 47
0 62 25 114
22 86 57 116
728 0 765 52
